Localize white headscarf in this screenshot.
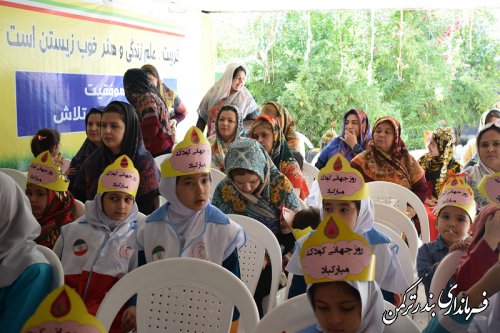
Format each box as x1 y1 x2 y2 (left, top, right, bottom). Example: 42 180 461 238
319 198 374 235
84 192 139 232
307 280 385 333
464 120 500 184
197 63 258 131
0 172 48 287
159 177 207 239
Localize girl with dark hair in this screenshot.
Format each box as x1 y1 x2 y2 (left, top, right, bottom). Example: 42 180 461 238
30 128 71 174
69 101 159 214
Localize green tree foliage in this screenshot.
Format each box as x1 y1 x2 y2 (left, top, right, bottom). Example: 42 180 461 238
214 9 499 149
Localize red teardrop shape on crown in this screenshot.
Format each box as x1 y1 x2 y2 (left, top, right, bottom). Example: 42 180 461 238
51 289 71 318
120 156 128 168
191 129 200 144
451 178 458 186
333 156 342 171
325 217 339 239
41 152 49 163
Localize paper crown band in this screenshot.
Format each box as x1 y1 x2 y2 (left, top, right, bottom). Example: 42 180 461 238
478 172 500 208
436 174 476 221
318 153 369 201
300 213 376 284
21 286 105 333
161 126 211 178
97 155 140 197
27 151 69 192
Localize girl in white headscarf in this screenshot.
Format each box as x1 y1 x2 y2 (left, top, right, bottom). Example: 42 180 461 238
300 280 385 333
0 172 52 333
196 63 259 136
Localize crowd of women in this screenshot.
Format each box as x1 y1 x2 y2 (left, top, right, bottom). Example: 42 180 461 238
1 61 500 333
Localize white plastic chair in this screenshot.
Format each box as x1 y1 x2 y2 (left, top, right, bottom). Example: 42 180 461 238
253 293 315 333
368 181 430 244
0 168 28 190
37 245 64 291
302 162 319 192
373 202 420 267
96 257 259 333
154 153 171 169
227 214 282 314
373 222 416 286
383 300 422 333
210 168 226 198
73 199 85 219
429 250 464 320
295 132 314 159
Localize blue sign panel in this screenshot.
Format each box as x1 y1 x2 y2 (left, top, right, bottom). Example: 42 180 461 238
15 71 128 137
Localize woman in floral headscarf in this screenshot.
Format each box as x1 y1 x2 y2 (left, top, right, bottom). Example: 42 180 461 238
316 109 371 169
418 127 461 240
207 105 243 173
250 115 309 200
261 101 300 152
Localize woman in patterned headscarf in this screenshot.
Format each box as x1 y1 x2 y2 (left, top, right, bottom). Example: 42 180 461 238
261 102 300 152
418 127 461 240
250 115 309 200
207 105 243 173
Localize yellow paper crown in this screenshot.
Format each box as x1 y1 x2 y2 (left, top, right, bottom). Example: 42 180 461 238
21 286 105 333
318 153 369 201
437 174 476 221
282 207 313 240
300 214 376 284
161 126 211 178
97 155 140 197
27 150 69 192
478 172 500 208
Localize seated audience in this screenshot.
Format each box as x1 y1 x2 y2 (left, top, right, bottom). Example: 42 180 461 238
68 107 103 184
31 128 71 174
196 63 259 136
261 101 301 152
418 127 461 240
416 174 475 299
70 101 159 214
26 150 76 249
208 105 243 173
53 155 140 333
315 109 371 169
123 68 175 156
463 120 500 211
250 115 309 199
0 173 53 333
461 109 500 167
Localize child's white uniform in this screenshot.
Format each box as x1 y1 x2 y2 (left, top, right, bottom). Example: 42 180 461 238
137 203 245 265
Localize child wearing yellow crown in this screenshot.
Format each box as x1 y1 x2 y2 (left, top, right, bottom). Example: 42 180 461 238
287 153 409 304
26 150 76 249
416 174 476 299
0 173 53 333
53 155 141 333
298 213 384 333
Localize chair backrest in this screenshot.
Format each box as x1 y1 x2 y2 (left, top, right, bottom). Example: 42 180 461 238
0 168 28 190
37 245 64 291
429 250 464 320
295 131 314 158
302 162 319 192
383 300 422 333
210 168 226 200
227 214 282 314
96 257 259 333
368 181 430 244
373 222 416 285
154 153 171 169
73 199 85 219
253 293 315 333
373 202 420 267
